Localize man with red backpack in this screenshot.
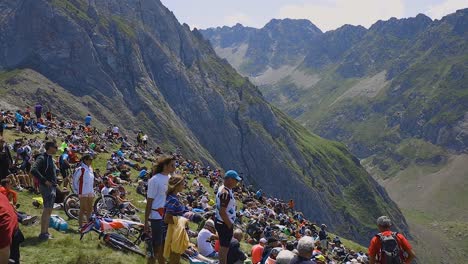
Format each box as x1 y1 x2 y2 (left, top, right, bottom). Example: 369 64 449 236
368 216 416 264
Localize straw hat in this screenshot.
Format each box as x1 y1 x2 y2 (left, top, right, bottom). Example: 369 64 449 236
167 175 185 194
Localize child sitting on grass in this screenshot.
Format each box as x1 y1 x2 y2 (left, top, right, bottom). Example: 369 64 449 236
109 188 140 214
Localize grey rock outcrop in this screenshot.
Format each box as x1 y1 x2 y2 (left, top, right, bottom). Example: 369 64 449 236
0 0 408 243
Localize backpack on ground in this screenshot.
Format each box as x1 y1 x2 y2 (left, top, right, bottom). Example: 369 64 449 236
377 232 402 264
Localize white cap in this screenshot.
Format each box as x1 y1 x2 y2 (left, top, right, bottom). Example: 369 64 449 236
259 238 267 244
205 219 215 228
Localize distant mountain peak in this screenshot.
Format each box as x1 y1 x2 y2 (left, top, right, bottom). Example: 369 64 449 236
369 14 432 38
263 18 322 34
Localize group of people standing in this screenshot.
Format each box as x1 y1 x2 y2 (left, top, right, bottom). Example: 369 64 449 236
144 153 243 264
0 105 417 264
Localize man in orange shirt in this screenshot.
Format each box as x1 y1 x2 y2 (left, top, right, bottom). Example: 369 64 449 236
251 238 267 264
368 216 416 264
0 179 18 206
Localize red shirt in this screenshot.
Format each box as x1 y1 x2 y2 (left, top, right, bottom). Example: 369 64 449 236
0 186 17 205
0 193 18 248
368 231 412 263
251 244 264 264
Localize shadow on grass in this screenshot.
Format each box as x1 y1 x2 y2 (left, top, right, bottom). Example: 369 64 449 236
22 237 45 247
65 228 81 235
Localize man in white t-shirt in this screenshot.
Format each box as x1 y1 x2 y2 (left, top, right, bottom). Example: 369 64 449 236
197 219 219 258
144 156 175 264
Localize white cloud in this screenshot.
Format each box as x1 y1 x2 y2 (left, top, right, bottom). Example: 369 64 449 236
279 0 405 31
224 13 257 27
426 0 468 19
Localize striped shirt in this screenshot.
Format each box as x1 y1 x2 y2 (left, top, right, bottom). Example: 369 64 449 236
164 194 188 216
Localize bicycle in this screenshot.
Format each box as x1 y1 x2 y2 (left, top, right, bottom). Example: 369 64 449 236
80 214 146 256
63 187 118 220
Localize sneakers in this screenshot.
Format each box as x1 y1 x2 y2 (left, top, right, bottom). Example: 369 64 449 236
38 232 53 240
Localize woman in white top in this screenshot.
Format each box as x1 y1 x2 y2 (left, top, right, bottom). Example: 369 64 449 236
144 155 176 264
73 154 95 227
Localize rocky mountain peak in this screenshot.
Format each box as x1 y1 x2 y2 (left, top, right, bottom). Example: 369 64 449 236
0 0 409 243
369 14 432 38
264 18 323 35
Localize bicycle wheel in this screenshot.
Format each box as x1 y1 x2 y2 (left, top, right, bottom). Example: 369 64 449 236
116 225 144 245
104 233 145 257
63 193 80 220
94 195 118 216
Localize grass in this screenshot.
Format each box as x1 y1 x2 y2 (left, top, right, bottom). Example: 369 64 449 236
50 0 93 23
111 16 137 39
395 138 446 161
5 134 148 263
272 108 401 233
6 123 368 263
401 208 468 264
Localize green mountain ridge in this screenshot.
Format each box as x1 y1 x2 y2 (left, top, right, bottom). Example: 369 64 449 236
200 8 468 177
0 0 408 244
200 9 468 263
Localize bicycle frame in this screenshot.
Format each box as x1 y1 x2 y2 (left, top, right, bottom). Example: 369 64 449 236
80 214 145 245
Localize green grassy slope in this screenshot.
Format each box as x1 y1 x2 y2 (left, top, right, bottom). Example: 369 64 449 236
4 128 367 263
0 68 218 167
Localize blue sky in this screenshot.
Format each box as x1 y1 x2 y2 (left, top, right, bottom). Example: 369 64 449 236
160 0 468 31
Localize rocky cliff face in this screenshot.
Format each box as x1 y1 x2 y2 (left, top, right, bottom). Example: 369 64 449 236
0 0 408 243
203 18 322 75
201 9 468 174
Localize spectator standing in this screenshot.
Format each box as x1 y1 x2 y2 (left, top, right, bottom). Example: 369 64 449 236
72 154 95 227
163 175 187 264
215 170 241 264
34 103 43 119
31 141 58 240
144 155 175 264
0 137 12 182
368 216 415 264
319 224 328 251
84 114 92 127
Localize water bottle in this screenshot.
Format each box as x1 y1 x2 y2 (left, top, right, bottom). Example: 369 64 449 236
49 215 68 232
145 234 154 258
49 215 59 229
58 219 68 232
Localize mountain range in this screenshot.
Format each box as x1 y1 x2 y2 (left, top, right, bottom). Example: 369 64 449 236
0 0 408 244
201 9 468 263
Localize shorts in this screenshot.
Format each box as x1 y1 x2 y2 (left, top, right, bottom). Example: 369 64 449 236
215 220 233 248
150 219 166 247
39 184 57 209
79 193 94 198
